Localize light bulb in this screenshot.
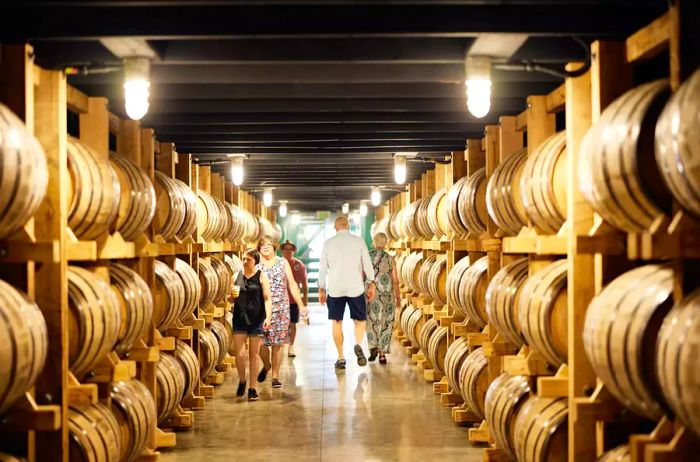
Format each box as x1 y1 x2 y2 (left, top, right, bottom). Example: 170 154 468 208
371 187 381 206
465 55 492 119
263 188 273 207
466 79 492 118
123 57 151 120
360 202 368 217
342 203 349 214
278 201 288 218
231 157 244 186
291 213 301 225
394 156 407 185
124 79 150 120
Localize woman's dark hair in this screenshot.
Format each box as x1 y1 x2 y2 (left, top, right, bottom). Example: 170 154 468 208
245 248 261 265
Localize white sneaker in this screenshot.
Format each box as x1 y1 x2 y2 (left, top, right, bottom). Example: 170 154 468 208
288 345 296 357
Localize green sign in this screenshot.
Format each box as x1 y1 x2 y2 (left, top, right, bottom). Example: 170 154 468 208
316 210 331 220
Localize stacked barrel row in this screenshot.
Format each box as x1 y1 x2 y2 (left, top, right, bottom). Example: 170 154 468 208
571 70 700 443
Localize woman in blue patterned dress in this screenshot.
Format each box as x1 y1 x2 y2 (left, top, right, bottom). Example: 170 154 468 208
256 236 307 388
365 232 401 364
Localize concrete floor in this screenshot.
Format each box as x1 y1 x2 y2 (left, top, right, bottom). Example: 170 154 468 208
160 305 483 462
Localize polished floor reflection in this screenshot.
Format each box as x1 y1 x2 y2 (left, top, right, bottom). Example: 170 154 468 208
161 305 482 462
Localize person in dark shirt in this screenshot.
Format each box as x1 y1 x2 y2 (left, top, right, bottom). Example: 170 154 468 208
231 249 272 401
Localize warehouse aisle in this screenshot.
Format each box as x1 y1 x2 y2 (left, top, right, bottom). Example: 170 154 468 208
161 304 481 462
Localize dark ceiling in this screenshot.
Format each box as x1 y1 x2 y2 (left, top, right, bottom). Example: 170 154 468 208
1 0 666 212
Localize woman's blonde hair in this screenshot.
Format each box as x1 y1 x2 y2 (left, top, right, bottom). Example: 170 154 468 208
372 232 388 249
256 235 278 251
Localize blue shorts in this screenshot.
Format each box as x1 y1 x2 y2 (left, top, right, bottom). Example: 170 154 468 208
232 319 264 336
327 295 367 321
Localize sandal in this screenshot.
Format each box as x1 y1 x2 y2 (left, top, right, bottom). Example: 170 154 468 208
379 354 387 364
368 348 379 362
354 344 367 366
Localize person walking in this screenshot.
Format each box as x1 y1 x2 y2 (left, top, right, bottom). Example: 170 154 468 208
281 240 308 358
365 232 401 364
230 249 272 401
319 216 376 369
256 236 307 388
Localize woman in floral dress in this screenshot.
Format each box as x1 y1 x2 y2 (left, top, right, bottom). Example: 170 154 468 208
256 236 306 388
365 232 401 364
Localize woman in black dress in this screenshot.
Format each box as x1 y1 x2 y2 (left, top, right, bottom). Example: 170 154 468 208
231 249 272 401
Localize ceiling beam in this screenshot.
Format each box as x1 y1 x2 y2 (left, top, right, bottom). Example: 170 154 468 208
0 4 664 40
76 81 557 101
69 64 561 84
161 133 468 143
151 122 476 135
142 112 497 125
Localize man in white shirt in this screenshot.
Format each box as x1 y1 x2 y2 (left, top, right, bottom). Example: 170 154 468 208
319 216 376 369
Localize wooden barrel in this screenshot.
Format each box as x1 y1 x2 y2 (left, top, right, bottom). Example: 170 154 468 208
0 280 48 414
513 396 568 462
402 199 422 240
583 264 672 421
196 190 222 241
67 137 120 240
0 453 23 462
199 328 221 380
174 178 198 240
417 254 438 297
486 148 529 236
109 152 156 241
415 195 434 240
223 202 243 242
173 258 201 323
657 286 700 437
446 256 470 318
427 325 448 374
417 318 438 362
519 259 568 368
486 258 529 348
406 308 425 350
210 320 231 365
156 352 185 424
598 445 630 462
458 255 489 328
198 259 220 307
174 340 200 400
152 171 186 241
68 402 121 462
224 254 244 281
458 168 489 236
401 252 423 294
211 256 232 304
458 347 488 419
0 103 48 239
391 209 406 241
400 305 417 342
444 337 470 393
153 260 185 332
68 266 121 378
655 69 700 218
521 131 568 234
427 254 448 305
387 211 400 241
579 80 672 233
446 176 470 237
242 209 260 243
485 373 532 460
109 379 157 462
426 189 450 239
110 263 153 357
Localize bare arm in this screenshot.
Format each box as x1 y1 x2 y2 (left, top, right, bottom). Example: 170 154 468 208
260 272 273 327
301 264 309 306
284 259 306 310
318 243 328 304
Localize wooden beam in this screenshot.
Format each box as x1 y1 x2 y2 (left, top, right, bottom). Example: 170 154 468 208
626 11 670 63
515 110 527 131
66 84 89 114
545 83 566 113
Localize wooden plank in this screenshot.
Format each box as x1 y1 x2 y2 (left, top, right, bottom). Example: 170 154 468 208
526 95 556 155
78 97 109 158
626 11 670 63
498 116 523 159
566 58 595 462
66 84 89 114
33 66 69 462
546 83 566 113
515 109 527 131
